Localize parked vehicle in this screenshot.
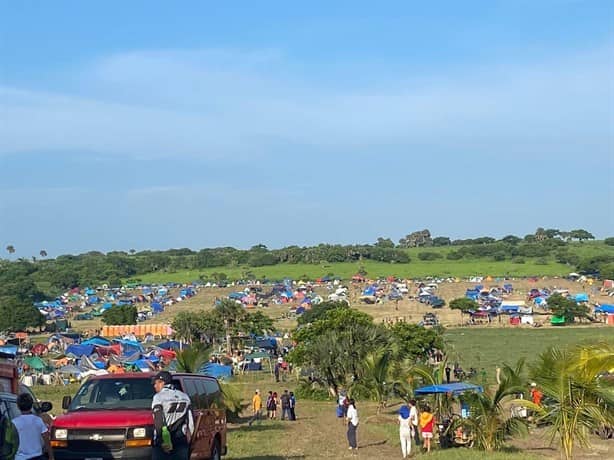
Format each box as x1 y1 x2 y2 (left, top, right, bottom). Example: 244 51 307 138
52 372 227 460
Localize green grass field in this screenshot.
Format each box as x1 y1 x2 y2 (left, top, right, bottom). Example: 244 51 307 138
444 327 614 383
132 259 571 284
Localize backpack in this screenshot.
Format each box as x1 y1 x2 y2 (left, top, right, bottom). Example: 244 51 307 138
0 414 19 460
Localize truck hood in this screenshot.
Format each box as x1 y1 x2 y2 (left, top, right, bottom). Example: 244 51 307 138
53 409 153 428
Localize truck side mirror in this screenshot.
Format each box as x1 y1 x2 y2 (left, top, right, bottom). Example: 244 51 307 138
62 396 72 410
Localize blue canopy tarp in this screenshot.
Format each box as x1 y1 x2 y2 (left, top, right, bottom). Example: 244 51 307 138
200 363 233 380
415 382 484 396
595 304 614 314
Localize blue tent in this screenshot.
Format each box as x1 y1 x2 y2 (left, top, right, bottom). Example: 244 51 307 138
85 288 96 296
574 293 589 303
415 382 484 396
363 286 377 296
201 363 233 380
66 344 95 358
595 304 614 314
0 344 18 357
500 305 519 313
157 340 184 350
151 302 163 313
81 336 112 346
295 306 306 315
229 292 244 300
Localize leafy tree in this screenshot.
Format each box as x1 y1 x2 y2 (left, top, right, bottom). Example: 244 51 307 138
0 298 46 332
172 311 202 343
215 299 246 352
374 237 395 248
101 305 137 325
388 322 443 362
297 301 349 326
569 229 595 242
449 298 478 320
238 311 274 335
39 250 47 258
432 237 451 246
521 343 614 460
6 245 15 254
501 235 522 245
599 263 614 281
547 294 589 323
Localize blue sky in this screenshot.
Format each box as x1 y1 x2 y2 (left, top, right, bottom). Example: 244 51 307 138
1 1 613 257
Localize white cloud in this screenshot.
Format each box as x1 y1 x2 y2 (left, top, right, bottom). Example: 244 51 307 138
1 45 612 160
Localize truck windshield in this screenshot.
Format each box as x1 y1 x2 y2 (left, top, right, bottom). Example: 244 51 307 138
69 378 154 411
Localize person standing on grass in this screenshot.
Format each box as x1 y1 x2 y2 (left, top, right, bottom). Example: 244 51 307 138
419 405 434 453
13 393 53 460
266 391 274 419
248 389 262 426
398 405 413 459
270 391 279 419
346 398 359 453
280 390 291 420
289 391 296 421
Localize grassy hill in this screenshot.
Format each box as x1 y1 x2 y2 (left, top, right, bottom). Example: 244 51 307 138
128 241 612 284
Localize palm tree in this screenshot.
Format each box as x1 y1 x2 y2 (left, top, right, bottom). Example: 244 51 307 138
461 359 528 451
350 346 395 413
215 299 246 353
406 360 452 416
174 343 211 373
39 250 47 258
6 245 15 255
520 343 614 460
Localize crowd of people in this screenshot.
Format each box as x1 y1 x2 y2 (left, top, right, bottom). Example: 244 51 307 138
248 388 297 426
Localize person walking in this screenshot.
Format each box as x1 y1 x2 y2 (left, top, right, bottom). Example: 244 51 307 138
248 389 262 426
289 391 296 421
12 393 52 460
398 405 413 459
280 390 291 421
419 405 434 454
151 371 194 460
346 398 359 453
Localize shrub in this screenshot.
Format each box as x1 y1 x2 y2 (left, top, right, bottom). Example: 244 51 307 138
418 252 443 261
604 237 614 246
446 251 463 260
511 257 525 264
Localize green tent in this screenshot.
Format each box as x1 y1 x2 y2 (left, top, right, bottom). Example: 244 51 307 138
24 356 46 371
550 315 565 326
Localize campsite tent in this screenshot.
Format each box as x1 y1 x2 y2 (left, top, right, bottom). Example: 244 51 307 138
415 382 483 396
551 315 565 325
201 363 233 380
24 356 46 371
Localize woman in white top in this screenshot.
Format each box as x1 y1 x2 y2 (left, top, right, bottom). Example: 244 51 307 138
345 398 359 452
398 405 412 458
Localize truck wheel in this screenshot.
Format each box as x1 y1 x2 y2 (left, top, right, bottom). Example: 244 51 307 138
210 438 221 460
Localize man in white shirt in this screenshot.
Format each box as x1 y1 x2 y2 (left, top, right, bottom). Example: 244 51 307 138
345 398 359 452
12 393 53 460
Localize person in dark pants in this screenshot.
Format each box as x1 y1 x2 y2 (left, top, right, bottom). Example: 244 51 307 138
346 398 359 453
280 390 291 420
445 365 451 384
289 392 296 421
152 371 194 460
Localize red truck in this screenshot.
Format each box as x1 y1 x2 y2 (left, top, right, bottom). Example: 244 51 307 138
51 372 227 460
